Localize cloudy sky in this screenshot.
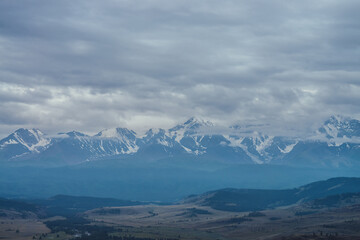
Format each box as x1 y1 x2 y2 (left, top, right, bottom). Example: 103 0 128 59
0 0 359 137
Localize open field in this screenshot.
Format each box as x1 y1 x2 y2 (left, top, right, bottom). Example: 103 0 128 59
1 202 360 239
0 213 49 240
86 203 239 227
83 203 360 240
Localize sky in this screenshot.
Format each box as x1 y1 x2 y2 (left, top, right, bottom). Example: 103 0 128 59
0 0 359 137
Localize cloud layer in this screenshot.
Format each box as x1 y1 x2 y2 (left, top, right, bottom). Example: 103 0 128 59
0 0 359 137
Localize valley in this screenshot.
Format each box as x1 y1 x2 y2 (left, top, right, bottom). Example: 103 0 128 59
2 177 360 240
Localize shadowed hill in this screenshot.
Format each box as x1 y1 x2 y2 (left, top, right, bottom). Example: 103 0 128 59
186 177 360 212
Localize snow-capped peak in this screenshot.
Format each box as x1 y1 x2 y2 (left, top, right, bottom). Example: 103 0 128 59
168 117 213 142
327 115 349 125
170 117 213 132
95 128 137 140
183 117 213 127
318 115 360 139
141 128 173 146
94 128 138 153
0 128 51 153
65 131 88 138
144 128 166 137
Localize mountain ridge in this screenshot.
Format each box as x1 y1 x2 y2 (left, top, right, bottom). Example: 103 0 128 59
1 115 360 168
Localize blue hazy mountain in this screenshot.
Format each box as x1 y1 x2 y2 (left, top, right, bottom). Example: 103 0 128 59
0 115 360 168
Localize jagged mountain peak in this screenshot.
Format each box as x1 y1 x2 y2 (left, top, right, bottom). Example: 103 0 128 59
94 128 138 154
322 115 359 128
14 128 44 135
170 117 214 133
11 128 47 142
326 115 351 124
141 128 174 147
318 115 360 139
64 131 89 138
95 128 136 139
0 128 50 153
144 128 166 137
183 117 213 126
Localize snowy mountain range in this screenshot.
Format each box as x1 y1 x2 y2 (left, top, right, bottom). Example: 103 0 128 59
1 115 360 168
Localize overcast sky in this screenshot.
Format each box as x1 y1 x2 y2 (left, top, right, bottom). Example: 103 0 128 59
0 0 359 137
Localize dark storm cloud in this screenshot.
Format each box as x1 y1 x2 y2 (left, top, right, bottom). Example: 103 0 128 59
0 0 359 137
